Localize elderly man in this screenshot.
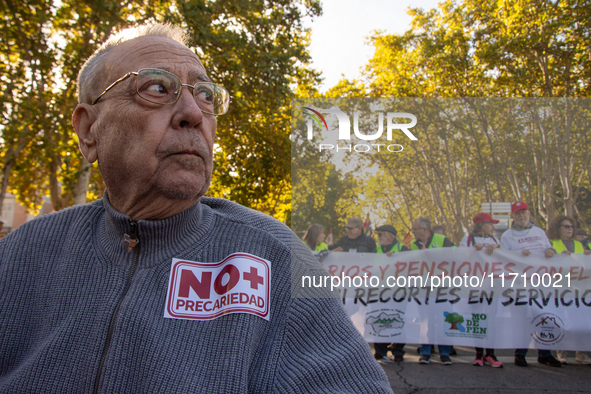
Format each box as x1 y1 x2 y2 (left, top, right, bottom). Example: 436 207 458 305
329 217 377 253
500 201 561 368
0 24 393 393
410 217 455 364
411 218 455 250
373 224 408 362
376 224 408 256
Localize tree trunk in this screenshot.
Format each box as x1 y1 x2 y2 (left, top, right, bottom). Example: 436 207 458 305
0 135 28 215
49 156 65 212
72 157 92 205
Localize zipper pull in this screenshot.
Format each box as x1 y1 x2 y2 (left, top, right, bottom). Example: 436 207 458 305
123 220 139 252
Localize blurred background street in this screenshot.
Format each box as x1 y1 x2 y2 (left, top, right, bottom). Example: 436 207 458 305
375 344 591 393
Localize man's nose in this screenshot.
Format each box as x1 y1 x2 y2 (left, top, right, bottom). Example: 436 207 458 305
172 87 204 129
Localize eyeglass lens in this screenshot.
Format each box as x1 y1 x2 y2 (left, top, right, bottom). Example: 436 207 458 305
136 69 229 115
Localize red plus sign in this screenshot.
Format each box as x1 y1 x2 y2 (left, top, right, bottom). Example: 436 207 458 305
243 266 264 290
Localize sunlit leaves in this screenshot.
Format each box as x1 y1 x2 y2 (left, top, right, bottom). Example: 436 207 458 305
1 0 321 220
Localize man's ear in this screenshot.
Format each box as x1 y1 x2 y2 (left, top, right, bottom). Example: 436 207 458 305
72 104 98 163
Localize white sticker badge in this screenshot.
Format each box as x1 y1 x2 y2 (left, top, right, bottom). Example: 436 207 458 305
164 253 271 321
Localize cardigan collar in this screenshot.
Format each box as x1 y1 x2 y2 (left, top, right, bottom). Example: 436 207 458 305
96 192 213 268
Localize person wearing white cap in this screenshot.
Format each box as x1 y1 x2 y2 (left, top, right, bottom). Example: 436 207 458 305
500 201 561 367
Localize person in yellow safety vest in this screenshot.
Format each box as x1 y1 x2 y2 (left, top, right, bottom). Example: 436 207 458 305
372 225 409 363
410 218 455 365
302 223 328 252
375 224 409 255
410 218 456 250
546 215 591 257
546 215 591 365
431 223 460 358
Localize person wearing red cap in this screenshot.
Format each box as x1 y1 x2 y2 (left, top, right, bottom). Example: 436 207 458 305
500 202 554 257
500 201 561 367
460 213 503 367
460 213 501 255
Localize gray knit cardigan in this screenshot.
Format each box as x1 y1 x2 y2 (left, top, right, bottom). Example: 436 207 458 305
0 195 393 393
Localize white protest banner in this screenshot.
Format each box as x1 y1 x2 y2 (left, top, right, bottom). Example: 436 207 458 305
311 249 591 350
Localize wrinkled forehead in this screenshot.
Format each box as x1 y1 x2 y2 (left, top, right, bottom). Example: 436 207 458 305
105 36 208 83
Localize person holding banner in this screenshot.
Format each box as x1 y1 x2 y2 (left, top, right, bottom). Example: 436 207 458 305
574 228 590 250
546 215 591 365
302 224 328 252
460 213 501 255
547 215 591 257
460 213 503 367
329 217 377 253
374 224 409 362
500 202 562 367
376 224 409 255
411 218 455 365
411 218 455 251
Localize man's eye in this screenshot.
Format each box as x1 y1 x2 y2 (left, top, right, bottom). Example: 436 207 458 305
195 85 214 102
143 82 168 96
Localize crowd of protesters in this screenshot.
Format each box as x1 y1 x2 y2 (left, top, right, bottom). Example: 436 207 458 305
302 201 591 367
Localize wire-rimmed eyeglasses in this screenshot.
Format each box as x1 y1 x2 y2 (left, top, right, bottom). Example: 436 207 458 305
91 68 232 116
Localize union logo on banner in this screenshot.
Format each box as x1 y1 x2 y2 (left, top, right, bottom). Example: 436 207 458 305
164 253 271 321
530 313 565 345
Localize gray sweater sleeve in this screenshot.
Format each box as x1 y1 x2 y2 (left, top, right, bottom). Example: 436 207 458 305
276 240 393 393
275 296 394 393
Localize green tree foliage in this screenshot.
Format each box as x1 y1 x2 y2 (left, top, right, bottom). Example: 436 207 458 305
290 102 361 240
306 0 591 240
367 0 591 97
1 0 321 220
325 76 367 97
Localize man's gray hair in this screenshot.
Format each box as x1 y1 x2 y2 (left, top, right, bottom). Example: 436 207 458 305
77 23 190 104
432 224 446 236
417 217 431 231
